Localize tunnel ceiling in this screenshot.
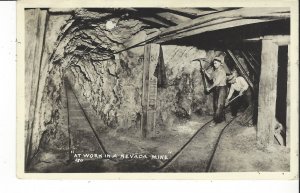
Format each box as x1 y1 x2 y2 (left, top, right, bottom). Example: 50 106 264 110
48 7 290 50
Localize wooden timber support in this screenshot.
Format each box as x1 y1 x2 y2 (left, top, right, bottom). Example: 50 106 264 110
286 44 290 147
226 49 254 90
141 44 160 138
25 9 49 168
257 39 278 146
257 35 290 146
247 52 260 69
240 51 259 76
153 7 290 44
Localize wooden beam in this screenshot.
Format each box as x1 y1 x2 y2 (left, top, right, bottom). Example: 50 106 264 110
139 17 171 27
156 12 191 25
141 44 150 138
248 52 260 69
240 51 259 76
210 7 236 12
155 17 285 43
153 7 289 43
263 35 290 46
25 9 48 168
141 44 160 138
48 8 74 14
257 39 279 146
227 50 254 89
286 44 290 147
162 8 216 17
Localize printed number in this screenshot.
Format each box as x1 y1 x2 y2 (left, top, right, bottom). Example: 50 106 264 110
75 158 83 163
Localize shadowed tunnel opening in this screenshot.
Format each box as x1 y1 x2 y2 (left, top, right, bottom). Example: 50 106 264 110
276 45 288 145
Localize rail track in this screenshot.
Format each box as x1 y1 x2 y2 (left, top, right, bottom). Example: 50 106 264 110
154 115 239 172
64 78 241 172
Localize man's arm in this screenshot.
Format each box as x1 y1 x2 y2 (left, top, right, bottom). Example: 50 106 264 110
202 69 213 80
226 86 234 101
207 69 225 91
207 78 218 91
238 77 249 95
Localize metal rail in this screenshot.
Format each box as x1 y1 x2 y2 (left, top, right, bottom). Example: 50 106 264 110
205 116 238 172
64 77 243 171
64 79 108 155
154 118 214 171
155 96 243 172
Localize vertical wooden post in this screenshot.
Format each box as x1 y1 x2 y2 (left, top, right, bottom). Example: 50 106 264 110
141 44 160 138
257 39 279 146
286 44 290 147
141 44 151 138
25 9 48 167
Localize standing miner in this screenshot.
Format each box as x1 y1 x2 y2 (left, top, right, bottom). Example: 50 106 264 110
202 56 227 125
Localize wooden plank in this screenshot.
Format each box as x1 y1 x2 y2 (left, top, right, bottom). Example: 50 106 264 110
25 9 48 167
286 44 290 147
227 50 254 89
141 44 151 138
156 12 191 25
153 7 289 43
161 8 214 17
210 7 236 12
240 51 258 76
244 36 290 46
141 44 160 138
263 35 290 46
248 52 260 68
257 39 279 146
139 17 171 27
49 8 74 14
161 7 289 36
155 18 282 43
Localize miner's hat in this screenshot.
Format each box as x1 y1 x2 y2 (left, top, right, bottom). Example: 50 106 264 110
213 56 223 64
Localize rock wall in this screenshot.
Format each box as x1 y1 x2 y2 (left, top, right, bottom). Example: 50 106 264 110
155 46 220 129
25 9 226 164
25 9 72 164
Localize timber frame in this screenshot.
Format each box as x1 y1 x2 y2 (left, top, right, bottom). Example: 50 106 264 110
137 7 290 146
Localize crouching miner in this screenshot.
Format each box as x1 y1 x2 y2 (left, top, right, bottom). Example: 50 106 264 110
226 69 253 124
202 56 227 125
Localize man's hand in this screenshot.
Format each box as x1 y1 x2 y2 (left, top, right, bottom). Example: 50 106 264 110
239 91 244 96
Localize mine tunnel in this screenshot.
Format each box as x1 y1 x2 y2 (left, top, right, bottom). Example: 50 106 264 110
24 7 291 173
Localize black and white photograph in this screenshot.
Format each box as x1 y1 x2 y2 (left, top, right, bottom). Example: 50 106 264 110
18 2 298 177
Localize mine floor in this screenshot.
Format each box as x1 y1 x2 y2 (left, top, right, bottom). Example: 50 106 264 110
28 85 290 173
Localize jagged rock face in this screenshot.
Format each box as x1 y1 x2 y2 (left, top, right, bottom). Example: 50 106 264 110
155 46 214 129
26 10 151 163
35 9 219 146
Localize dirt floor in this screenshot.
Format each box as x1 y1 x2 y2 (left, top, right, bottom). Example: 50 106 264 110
28 87 290 173
210 121 290 172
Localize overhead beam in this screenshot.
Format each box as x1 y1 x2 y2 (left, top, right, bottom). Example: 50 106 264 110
244 35 290 45
139 17 171 27
162 8 217 17
156 12 191 25
48 8 74 14
263 35 290 46
210 7 237 12
155 18 277 43
153 7 290 43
